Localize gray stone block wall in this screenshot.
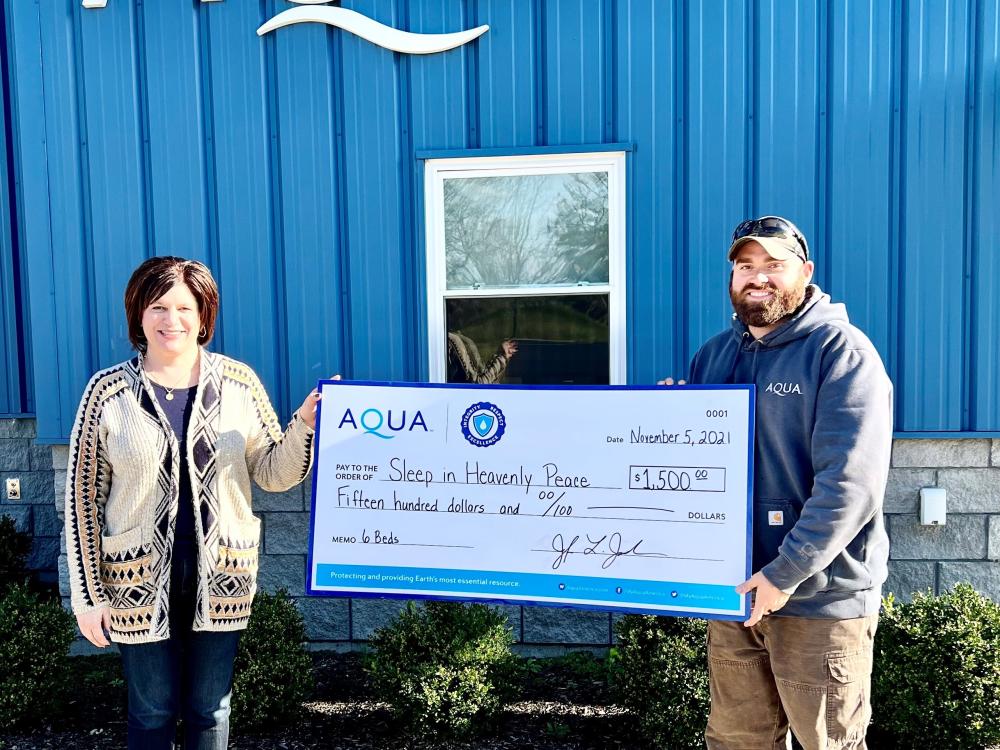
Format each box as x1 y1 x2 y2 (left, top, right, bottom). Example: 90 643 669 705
883 438 1000 603
0 419 60 588
12 416 995 645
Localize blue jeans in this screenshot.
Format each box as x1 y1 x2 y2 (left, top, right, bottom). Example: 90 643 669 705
118 550 242 750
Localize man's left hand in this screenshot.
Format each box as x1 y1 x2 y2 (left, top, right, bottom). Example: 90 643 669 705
736 571 790 627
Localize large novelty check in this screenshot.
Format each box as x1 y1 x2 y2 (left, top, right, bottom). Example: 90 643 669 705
307 382 754 620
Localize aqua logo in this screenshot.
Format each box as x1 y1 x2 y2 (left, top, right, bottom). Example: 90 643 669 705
460 402 506 447
764 382 802 396
338 408 428 439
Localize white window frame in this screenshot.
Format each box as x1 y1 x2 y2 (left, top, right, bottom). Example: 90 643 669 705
424 151 627 384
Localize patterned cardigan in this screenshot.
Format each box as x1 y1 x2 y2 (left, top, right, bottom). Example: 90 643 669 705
64 350 314 644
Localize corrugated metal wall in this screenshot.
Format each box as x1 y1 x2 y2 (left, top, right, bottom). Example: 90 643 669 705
0 3 29 417
1 0 997 441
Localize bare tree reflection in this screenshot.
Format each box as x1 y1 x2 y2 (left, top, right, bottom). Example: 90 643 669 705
444 172 609 289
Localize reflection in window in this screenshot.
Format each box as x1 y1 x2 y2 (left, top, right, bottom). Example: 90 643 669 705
446 296 609 385
444 172 609 290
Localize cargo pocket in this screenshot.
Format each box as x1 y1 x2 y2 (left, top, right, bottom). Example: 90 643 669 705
209 517 260 623
99 527 156 633
826 652 872 745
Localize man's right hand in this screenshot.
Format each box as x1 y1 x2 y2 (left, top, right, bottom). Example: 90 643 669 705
77 607 111 648
656 377 687 385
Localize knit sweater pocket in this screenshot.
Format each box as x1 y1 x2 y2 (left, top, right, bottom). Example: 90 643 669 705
99 527 155 634
209 517 261 625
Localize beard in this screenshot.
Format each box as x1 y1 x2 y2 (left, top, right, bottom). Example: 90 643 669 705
730 277 808 328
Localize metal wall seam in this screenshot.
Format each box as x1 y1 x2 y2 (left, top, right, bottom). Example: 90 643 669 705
899 0 969 430
330 20 353 381
78 1 148 368
263 0 290 420
815 0 830 284
205 0 282 401
397 0 416 380
616 0 678 384
271 11 346 412
134 0 153 262
464 0 480 149
602 0 615 144
143 3 209 264
197 2 223 344
0 49 17 414
889 0 905 431
476 0 537 149
0 0 29 415
827 0 893 357
69 0 98 421
408 0 469 383
7 0 65 437
341 0 406 380
534 0 547 146
673 0 689 373
971 0 999 429
682 0 751 364
962 0 982 430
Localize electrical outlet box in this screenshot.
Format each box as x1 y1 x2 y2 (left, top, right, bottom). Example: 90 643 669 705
5 478 20 501
919 487 947 525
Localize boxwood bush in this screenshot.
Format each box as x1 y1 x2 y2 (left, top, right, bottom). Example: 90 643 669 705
231 589 314 730
366 601 521 738
610 614 709 749
871 583 1000 749
0 583 75 730
0 514 31 593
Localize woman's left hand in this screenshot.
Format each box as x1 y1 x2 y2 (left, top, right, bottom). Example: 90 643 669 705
297 374 340 429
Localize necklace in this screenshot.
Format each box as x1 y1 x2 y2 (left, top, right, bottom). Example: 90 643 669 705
146 365 195 401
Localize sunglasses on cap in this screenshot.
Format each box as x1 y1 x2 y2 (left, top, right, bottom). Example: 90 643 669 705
730 216 809 262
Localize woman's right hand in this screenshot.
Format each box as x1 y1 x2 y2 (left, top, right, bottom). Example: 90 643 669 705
657 377 687 385
77 607 111 648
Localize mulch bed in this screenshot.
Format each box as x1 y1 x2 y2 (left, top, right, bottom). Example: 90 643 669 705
0 652 636 749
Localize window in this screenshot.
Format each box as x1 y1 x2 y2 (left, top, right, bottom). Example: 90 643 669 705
424 151 626 385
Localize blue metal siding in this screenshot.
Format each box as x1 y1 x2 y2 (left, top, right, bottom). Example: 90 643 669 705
2 0 998 438
682 0 752 373
899 0 971 431
273 17 347 408
617 0 682 380
143 2 211 263
79 1 147 368
475 0 536 148
827 0 894 360
0 14 25 415
973 0 1000 430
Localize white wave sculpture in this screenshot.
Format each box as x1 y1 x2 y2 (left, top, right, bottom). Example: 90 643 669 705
257 4 489 54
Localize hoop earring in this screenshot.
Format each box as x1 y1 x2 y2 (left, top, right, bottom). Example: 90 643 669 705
199 326 207 338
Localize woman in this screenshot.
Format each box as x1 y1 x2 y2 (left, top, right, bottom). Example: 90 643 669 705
64 257 321 749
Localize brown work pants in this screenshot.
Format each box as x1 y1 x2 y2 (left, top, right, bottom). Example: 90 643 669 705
705 615 877 750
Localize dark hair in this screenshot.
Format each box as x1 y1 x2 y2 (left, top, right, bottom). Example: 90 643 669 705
124 256 219 352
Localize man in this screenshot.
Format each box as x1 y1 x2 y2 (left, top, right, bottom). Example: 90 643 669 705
685 216 892 750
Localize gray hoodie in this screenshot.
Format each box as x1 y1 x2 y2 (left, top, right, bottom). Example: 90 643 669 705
689 285 892 619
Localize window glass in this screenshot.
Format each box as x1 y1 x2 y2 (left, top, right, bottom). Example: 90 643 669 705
444 172 609 290
445 295 609 385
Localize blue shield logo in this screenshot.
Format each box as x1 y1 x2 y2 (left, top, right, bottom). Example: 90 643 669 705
474 414 495 437
461 402 506 447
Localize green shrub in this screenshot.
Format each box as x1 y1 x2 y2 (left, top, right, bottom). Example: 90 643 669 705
365 600 521 738
231 589 314 730
0 514 31 593
871 584 1000 749
610 615 709 749
0 583 75 730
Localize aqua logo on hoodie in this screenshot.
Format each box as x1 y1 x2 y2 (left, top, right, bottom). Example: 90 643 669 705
765 382 803 396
